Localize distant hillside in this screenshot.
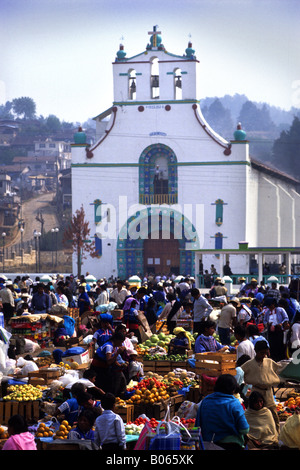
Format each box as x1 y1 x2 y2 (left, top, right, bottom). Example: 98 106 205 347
200 93 300 165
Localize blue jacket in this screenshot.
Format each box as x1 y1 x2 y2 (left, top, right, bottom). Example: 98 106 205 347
196 392 249 445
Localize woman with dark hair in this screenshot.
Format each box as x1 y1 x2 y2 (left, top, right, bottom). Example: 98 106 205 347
122 297 146 342
2 414 37 450
263 298 289 361
245 391 279 449
241 339 281 432
194 320 234 353
195 374 249 450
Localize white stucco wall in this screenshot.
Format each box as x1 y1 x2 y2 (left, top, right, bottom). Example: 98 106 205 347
71 39 300 279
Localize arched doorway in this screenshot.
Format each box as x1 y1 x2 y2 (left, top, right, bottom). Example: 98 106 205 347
117 207 200 279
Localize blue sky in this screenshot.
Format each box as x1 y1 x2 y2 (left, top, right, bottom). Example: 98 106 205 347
1 0 300 122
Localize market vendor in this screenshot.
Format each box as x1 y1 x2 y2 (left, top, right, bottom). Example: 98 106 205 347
90 331 127 395
122 297 146 343
168 327 191 355
241 339 282 432
194 320 235 354
92 317 114 348
30 283 51 314
78 285 91 317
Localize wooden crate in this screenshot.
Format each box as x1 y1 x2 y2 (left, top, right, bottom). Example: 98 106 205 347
155 361 173 374
171 394 184 411
133 400 175 421
28 368 61 385
115 404 134 423
0 400 40 425
67 308 80 319
142 360 156 373
111 309 123 320
65 335 84 349
186 386 201 403
171 360 188 369
195 352 237 377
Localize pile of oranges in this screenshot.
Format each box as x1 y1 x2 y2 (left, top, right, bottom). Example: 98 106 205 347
0 426 9 440
35 423 55 438
53 421 72 440
35 420 72 439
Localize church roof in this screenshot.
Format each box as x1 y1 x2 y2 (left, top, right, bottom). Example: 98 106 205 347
114 25 198 63
250 157 300 185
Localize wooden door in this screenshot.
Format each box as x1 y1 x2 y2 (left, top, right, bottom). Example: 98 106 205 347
143 236 180 275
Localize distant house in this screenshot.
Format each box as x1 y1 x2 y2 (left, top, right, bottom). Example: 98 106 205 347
0 120 20 146
0 172 20 232
0 173 12 196
58 168 71 208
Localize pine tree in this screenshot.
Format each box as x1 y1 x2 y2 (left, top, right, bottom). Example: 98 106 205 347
271 116 300 176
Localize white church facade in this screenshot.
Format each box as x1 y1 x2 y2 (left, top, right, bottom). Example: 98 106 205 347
71 27 300 282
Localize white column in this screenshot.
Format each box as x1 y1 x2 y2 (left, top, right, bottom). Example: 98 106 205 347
258 252 263 284
195 252 201 288
286 252 292 284
219 252 224 277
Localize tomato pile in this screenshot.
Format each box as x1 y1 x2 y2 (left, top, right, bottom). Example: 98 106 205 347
180 418 196 428
128 416 160 429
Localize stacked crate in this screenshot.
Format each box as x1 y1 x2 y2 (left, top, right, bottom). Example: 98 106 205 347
0 400 40 425
195 352 237 396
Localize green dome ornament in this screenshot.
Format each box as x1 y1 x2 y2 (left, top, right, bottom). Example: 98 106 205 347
234 123 247 141
116 44 127 61
185 41 196 58
73 126 87 145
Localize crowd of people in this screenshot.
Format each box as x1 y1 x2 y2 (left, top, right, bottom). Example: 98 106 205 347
1 271 300 450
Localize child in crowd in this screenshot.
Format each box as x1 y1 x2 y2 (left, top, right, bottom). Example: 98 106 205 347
245 391 279 449
67 409 97 442
94 393 126 450
55 382 86 425
2 414 37 450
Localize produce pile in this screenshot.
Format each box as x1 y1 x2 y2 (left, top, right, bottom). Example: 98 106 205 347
125 417 159 435
124 416 196 436
35 420 72 439
143 353 188 362
126 369 198 405
2 384 46 401
136 331 196 356
126 376 171 405
276 392 300 421
0 426 8 440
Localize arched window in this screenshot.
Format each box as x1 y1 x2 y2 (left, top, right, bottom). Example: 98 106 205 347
150 57 159 99
139 143 178 205
128 69 136 100
174 68 182 100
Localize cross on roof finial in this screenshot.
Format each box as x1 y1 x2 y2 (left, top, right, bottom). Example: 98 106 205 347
148 25 161 36
148 25 162 48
